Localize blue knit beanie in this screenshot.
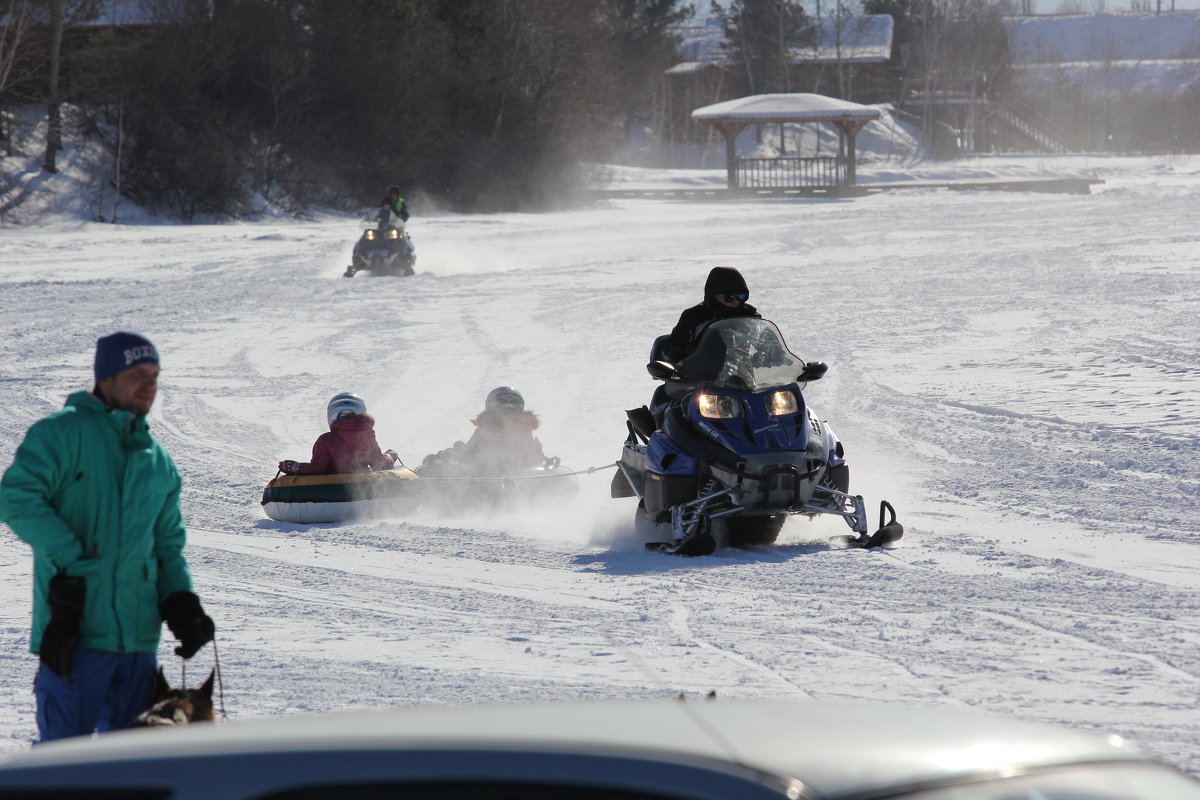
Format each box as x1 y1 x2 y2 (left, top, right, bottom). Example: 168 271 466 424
94 331 159 384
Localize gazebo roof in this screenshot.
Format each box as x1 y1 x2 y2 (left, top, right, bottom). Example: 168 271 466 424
692 93 881 125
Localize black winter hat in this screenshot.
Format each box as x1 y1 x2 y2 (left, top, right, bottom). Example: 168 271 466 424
94 331 159 384
704 266 749 300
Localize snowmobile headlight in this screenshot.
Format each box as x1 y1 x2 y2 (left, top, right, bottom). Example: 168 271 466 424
696 393 743 419
364 229 377 241
388 228 400 240
767 390 798 416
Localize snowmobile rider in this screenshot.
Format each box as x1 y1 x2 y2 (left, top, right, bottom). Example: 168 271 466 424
381 185 410 223
660 266 761 364
421 387 548 477
278 393 400 475
640 267 764 431
0 331 215 742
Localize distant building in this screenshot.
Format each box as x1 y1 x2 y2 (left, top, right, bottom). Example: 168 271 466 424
791 14 897 104
664 16 897 146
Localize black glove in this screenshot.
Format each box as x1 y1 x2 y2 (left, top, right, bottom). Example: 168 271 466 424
40 573 86 677
159 591 215 659
278 460 301 475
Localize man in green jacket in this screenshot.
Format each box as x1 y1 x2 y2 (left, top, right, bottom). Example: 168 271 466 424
0 331 215 742
381 184 410 222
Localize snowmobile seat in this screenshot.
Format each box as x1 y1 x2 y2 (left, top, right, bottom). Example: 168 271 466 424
626 407 657 441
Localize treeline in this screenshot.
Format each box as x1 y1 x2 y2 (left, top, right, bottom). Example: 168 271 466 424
1 0 692 218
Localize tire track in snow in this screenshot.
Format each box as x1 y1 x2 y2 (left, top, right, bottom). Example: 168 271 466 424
665 603 815 699
976 606 1200 685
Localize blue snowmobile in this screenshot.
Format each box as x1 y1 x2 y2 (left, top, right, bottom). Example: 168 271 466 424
611 317 903 556
344 206 416 278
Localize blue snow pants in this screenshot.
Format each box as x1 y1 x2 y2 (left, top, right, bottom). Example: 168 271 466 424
33 647 158 743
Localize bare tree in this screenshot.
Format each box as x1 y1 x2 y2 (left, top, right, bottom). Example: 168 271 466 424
809 1 879 99
714 0 812 95
597 0 694 154
39 0 105 172
40 0 63 171
878 0 1011 155
0 0 33 155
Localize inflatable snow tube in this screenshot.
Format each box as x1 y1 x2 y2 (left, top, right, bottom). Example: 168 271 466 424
261 468 421 523
415 463 581 514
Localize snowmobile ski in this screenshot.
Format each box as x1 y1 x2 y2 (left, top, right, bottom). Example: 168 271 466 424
831 501 904 549
645 528 717 556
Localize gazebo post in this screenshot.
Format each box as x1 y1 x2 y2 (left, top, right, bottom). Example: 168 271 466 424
835 119 870 188
847 129 857 185
726 135 738 189
716 122 747 190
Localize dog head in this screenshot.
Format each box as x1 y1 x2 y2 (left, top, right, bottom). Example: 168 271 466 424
131 668 216 728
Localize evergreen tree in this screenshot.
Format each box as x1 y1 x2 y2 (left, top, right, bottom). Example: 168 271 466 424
713 0 812 95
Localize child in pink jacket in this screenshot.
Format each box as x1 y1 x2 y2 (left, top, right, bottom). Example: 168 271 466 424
278 393 399 475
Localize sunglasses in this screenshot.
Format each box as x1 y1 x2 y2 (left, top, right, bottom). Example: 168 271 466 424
721 293 748 302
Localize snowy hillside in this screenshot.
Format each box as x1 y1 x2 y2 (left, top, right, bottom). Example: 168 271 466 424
1006 11 1200 97
1 151 1199 776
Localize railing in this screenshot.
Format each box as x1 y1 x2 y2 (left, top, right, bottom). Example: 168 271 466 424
736 157 844 190
990 100 1082 153
990 108 1066 153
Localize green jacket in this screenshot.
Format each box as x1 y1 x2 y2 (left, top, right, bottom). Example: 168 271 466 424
0 390 193 654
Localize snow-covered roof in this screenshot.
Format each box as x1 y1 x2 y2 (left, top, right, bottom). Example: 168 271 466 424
1004 11 1200 65
692 93 882 123
675 18 729 65
793 15 895 64
665 61 725 76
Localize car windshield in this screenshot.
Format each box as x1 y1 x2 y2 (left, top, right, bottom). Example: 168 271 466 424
676 318 803 393
895 761 1200 800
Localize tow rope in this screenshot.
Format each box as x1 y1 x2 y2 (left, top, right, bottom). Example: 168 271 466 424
412 461 618 482
273 462 619 484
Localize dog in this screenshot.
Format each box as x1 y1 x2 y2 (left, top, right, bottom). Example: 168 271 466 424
130 667 216 728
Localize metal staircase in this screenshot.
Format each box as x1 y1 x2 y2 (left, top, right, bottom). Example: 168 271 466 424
989 102 1081 153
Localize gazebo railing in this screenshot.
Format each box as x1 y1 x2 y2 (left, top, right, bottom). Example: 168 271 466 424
735 156 844 189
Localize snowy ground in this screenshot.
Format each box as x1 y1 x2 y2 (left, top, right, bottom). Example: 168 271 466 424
1 152 1199 775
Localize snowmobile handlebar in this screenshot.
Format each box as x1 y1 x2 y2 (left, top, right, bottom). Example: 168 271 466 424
645 360 681 381
798 361 828 382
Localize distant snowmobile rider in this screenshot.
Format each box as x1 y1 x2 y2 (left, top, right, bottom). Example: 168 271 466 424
659 266 761 363
278 393 400 475
381 185 410 222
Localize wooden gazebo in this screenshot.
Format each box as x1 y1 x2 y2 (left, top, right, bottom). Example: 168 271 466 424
692 93 882 192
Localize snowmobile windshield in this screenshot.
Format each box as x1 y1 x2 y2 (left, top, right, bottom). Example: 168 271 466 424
676 318 804 393
361 208 403 231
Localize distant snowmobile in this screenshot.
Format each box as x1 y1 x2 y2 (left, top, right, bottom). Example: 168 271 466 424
611 317 903 555
344 206 416 277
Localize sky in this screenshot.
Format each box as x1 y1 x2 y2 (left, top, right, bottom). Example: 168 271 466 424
0 108 1199 778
